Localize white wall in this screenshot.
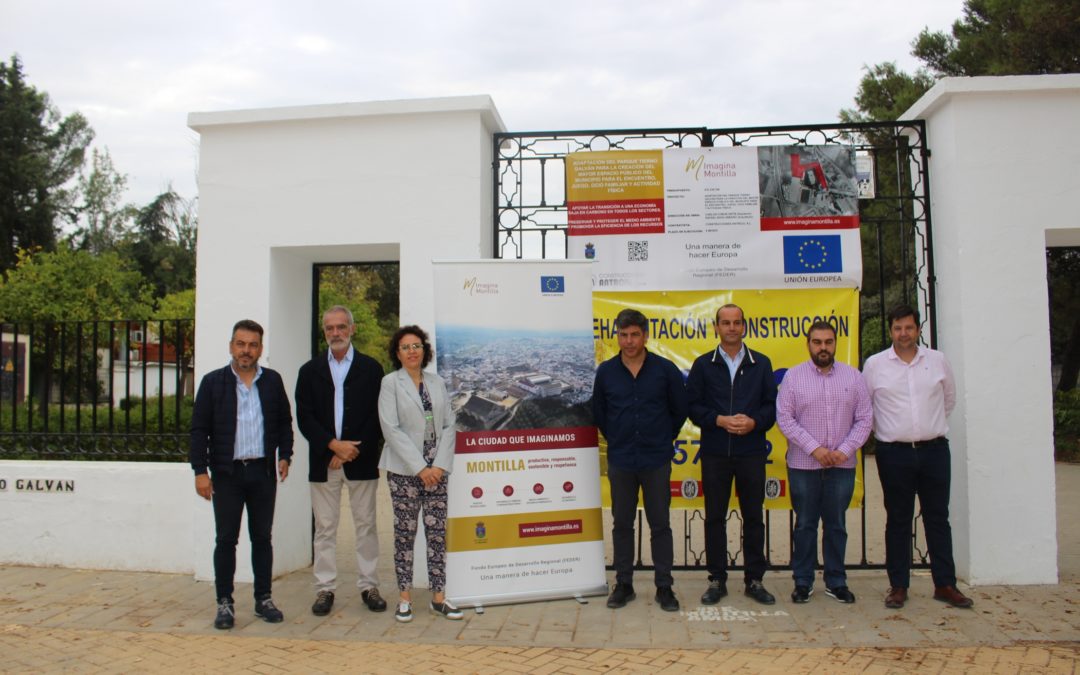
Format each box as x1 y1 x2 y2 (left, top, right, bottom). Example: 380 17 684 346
902 74 1080 584
0 461 194 572
186 96 505 582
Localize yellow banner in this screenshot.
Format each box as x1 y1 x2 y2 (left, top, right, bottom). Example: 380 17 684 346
593 288 862 510
566 150 663 202
447 508 604 553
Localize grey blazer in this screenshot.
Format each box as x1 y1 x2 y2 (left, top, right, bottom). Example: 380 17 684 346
377 368 456 475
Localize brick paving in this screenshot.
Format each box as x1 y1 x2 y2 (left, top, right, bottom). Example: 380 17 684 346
2 624 1079 673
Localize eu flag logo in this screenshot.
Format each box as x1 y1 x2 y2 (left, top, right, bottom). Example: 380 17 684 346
540 276 565 293
783 235 842 273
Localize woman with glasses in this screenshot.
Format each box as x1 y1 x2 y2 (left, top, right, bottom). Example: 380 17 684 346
377 325 462 622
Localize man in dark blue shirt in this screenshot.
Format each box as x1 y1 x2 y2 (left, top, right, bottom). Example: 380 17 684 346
592 309 688 612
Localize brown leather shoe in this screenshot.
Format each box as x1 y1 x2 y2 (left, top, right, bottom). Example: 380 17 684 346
885 587 908 609
934 585 974 608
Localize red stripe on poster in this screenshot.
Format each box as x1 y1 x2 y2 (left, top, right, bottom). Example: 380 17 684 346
567 199 665 236
456 426 599 454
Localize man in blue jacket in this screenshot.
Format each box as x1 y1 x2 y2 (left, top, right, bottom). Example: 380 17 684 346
592 309 688 612
687 304 778 606
190 319 294 629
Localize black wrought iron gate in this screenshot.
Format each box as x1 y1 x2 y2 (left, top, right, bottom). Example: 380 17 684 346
491 121 936 572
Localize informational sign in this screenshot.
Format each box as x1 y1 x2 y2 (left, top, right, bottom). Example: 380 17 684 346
435 260 607 607
568 146 862 291
568 144 864 511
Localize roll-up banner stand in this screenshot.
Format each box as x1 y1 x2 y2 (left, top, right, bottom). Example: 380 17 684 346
436 260 607 608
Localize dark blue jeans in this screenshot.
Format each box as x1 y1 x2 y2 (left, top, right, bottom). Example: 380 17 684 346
700 454 767 584
608 463 674 588
788 467 855 589
211 460 278 601
875 438 957 588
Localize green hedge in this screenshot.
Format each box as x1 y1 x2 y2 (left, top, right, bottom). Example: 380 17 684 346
0 395 193 461
0 395 193 431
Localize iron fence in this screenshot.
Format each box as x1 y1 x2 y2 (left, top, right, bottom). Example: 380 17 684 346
0 319 194 461
492 122 935 573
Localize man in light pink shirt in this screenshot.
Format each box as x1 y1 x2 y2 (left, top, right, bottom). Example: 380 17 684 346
862 305 973 610
778 320 872 605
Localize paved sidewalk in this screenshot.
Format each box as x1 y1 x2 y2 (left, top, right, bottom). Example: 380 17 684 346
2 462 1079 672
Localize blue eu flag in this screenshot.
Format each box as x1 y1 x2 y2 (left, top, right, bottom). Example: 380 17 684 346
540 276 565 293
783 235 842 274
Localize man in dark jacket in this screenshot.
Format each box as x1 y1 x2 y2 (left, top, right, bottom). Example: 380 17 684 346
295 306 386 617
592 309 688 612
686 304 778 606
190 319 294 630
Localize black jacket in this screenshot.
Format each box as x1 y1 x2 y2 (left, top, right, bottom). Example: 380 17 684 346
295 350 384 482
686 345 777 458
189 364 294 477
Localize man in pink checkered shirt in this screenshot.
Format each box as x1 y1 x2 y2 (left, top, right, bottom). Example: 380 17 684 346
777 320 872 605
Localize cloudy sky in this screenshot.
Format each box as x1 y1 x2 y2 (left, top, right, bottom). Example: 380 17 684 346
2 0 964 207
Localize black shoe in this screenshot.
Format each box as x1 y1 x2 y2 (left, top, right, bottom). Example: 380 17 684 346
655 586 679 612
311 590 334 616
606 582 636 609
214 597 234 630
700 580 728 605
826 586 856 604
361 588 387 612
791 585 813 604
255 596 284 623
745 580 776 605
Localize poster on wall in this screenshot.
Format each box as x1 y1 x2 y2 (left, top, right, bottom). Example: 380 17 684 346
435 260 607 607
592 287 863 510
567 146 862 290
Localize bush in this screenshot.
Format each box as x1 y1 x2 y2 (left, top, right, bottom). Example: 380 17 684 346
1054 390 1080 462
0 395 193 461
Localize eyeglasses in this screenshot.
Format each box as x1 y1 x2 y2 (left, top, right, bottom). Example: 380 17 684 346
399 343 424 352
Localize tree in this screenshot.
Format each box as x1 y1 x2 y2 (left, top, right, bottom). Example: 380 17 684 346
844 0 1080 124
316 264 399 371
71 147 135 254
913 0 1080 77
0 246 155 406
0 247 153 322
0 55 94 277
120 189 197 297
155 287 194 320
155 288 196 395
839 63 936 124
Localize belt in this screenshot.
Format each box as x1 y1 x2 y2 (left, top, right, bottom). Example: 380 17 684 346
234 457 266 465
877 437 945 448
